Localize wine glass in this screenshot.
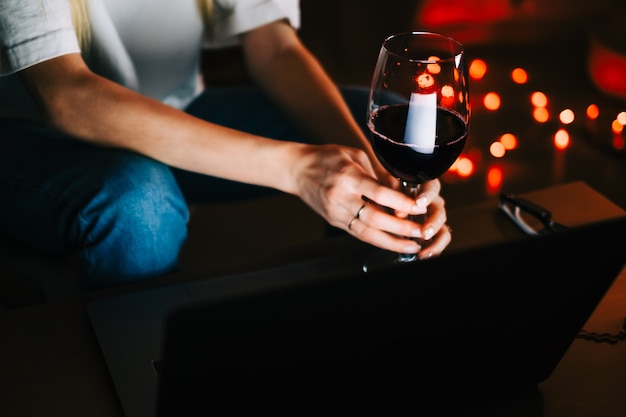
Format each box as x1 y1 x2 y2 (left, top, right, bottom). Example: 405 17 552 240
366 31 470 265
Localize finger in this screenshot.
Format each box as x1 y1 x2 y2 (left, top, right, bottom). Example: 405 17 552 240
419 178 442 198
348 217 421 255
420 195 448 240
418 224 453 260
347 202 367 231
354 201 422 240
408 179 442 214
359 180 427 218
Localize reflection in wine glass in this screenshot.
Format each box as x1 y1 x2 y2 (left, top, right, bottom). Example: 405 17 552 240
366 31 470 267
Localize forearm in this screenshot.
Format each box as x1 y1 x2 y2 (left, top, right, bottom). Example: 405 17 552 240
20 55 301 194
243 25 372 153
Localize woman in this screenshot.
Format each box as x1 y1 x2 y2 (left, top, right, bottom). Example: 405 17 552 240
0 0 451 290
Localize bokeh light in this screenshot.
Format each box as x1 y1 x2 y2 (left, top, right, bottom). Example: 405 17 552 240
586 104 600 120
499 133 518 150
437 54 626 190
455 156 475 178
469 58 487 80
531 91 548 108
483 92 501 110
511 68 528 84
533 107 550 123
486 165 504 193
559 109 575 125
554 129 570 150
489 141 506 158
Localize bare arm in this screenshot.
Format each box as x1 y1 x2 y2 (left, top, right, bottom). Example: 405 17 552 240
18 28 450 257
241 21 376 160
19 53 300 193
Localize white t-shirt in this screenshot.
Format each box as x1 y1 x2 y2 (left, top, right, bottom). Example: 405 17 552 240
0 0 300 121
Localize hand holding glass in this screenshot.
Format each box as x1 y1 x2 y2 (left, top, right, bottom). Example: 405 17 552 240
367 31 470 263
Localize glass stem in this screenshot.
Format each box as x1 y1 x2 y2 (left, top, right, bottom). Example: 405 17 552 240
398 180 424 262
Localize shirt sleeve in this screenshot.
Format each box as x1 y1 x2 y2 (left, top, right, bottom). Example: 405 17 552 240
0 0 81 75
205 0 300 48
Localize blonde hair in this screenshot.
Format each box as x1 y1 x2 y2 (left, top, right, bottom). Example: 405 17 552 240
69 0 91 50
70 0 214 50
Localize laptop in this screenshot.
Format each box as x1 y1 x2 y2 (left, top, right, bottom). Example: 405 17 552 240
87 215 626 417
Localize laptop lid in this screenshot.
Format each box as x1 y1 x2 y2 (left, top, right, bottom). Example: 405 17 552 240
87 215 626 417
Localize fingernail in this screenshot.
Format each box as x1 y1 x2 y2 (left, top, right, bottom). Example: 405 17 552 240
410 228 422 238
415 196 428 209
423 226 434 240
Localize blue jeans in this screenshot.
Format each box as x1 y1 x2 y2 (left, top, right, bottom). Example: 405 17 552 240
0 85 369 289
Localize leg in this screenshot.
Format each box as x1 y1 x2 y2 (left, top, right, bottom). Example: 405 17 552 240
0 120 189 290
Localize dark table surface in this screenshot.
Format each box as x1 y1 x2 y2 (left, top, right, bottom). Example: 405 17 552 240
1 181 625 417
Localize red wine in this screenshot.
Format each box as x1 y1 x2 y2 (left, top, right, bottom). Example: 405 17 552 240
368 104 468 184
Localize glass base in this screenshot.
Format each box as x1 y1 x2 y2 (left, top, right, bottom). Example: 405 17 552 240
361 248 418 273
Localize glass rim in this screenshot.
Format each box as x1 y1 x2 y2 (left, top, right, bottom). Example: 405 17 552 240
382 31 465 63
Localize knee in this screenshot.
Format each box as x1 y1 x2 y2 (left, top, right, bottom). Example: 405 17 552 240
76 154 190 288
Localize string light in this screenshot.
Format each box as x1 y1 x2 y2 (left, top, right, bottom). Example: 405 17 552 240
511 68 528 84
444 56 626 184
483 92 501 111
559 109 575 125
469 58 487 80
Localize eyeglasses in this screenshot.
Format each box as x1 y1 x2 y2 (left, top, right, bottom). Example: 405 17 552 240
499 193 568 236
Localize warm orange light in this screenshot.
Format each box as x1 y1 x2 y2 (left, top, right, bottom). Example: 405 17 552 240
489 141 506 158
427 56 441 75
440 85 455 107
499 133 518 150
533 107 550 123
483 92 501 111
469 59 487 80
417 73 435 89
612 119 624 134
559 109 575 125
486 165 504 192
456 156 475 177
586 104 600 120
511 68 528 84
531 91 548 108
441 85 454 98
554 129 570 149
617 111 626 125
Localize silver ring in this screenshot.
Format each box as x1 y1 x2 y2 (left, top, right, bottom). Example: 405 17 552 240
348 203 366 231
355 203 366 220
